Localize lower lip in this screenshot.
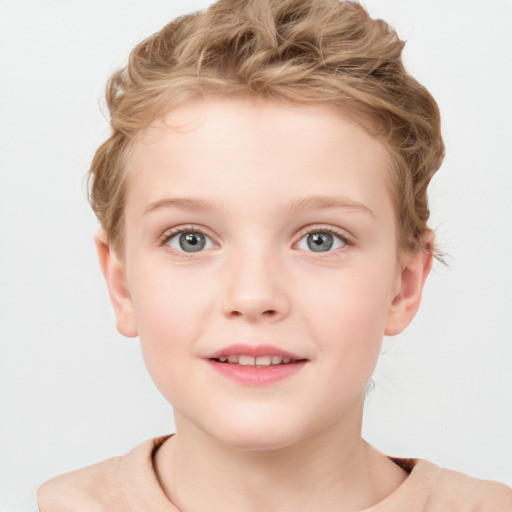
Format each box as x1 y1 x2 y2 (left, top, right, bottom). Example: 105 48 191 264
207 360 307 386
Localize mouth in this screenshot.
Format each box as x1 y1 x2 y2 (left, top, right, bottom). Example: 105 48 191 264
205 345 308 385
212 354 299 367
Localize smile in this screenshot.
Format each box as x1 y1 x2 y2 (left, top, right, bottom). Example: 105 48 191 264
206 344 307 385
214 355 296 366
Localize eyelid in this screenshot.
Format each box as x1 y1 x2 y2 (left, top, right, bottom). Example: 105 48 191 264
160 225 217 256
159 223 352 257
296 224 351 243
294 225 352 255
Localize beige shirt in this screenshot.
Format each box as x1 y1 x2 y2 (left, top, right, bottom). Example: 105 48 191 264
37 436 512 511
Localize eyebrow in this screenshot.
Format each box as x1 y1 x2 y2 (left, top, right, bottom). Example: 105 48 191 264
143 195 375 218
287 195 375 218
144 197 214 215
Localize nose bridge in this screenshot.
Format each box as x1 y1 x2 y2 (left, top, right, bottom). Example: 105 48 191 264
221 236 289 322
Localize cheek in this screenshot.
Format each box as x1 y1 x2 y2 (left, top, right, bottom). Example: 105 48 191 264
302 260 396 361
129 265 215 391
132 260 210 333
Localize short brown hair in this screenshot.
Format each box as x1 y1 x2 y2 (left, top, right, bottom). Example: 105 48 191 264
88 0 444 256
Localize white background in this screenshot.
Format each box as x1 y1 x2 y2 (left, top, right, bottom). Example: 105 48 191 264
1 1 511 510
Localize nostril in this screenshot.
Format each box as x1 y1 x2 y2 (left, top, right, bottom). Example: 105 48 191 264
229 310 276 317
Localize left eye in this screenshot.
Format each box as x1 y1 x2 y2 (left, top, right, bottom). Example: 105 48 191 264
297 231 347 252
166 230 215 253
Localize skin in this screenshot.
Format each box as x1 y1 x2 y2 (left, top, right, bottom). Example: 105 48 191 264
97 98 432 511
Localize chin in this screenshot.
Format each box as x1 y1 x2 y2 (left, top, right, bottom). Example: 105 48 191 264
219 431 302 452
204 413 312 452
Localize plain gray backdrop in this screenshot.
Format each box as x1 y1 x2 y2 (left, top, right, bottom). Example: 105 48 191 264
1 1 511 510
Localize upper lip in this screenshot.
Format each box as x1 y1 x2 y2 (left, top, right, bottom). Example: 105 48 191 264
204 344 306 361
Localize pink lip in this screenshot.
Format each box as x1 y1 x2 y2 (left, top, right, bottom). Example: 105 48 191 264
204 344 303 360
205 344 308 386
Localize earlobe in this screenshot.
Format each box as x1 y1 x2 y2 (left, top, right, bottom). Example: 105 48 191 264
384 245 433 336
95 230 138 338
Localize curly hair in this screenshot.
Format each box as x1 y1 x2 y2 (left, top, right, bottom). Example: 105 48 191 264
88 0 444 256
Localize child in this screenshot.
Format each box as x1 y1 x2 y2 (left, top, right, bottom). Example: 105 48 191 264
36 0 512 510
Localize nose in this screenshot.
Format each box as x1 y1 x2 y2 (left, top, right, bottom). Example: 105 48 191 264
220 244 290 323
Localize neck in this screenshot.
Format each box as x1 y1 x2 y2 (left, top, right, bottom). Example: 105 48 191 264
154 398 407 512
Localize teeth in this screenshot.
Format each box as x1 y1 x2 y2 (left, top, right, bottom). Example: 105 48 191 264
255 356 272 366
217 354 295 366
238 355 255 366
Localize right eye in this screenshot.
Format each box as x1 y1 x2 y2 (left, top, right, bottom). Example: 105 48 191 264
164 229 215 253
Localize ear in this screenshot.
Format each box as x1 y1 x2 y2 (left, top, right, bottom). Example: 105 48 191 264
95 229 138 338
384 243 433 336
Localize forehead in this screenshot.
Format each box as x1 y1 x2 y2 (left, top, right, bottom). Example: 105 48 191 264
124 97 394 221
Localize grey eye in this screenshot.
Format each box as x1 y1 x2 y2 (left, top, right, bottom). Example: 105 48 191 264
168 231 214 253
297 231 346 252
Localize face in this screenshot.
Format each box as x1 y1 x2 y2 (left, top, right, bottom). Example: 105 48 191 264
100 98 430 451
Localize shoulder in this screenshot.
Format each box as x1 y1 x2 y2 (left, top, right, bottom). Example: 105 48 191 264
430 463 512 511
36 436 170 512
36 455 127 512
392 458 512 512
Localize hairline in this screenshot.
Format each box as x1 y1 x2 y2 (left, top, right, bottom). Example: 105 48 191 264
108 93 406 258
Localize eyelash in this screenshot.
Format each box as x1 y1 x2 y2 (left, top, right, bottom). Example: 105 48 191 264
300 225 350 246
160 224 351 259
298 226 352 259
160 225 211 260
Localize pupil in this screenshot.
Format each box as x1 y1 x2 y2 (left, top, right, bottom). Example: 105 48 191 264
307 233 333 252
180 232 206 252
